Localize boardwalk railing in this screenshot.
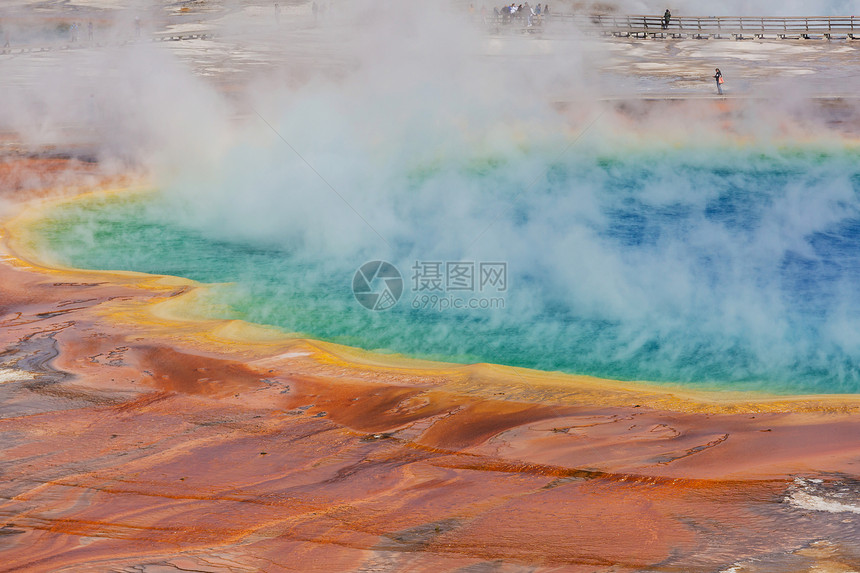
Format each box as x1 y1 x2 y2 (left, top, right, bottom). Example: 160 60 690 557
489 13 859 40
575 15 858 39
0 31 213 56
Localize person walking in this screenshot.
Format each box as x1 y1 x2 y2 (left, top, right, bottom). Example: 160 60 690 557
714 68 724 95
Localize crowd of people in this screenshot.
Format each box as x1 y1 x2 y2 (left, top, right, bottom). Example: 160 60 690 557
466 3 550 27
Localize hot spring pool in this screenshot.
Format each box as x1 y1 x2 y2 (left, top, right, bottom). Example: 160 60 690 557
25 145 860 394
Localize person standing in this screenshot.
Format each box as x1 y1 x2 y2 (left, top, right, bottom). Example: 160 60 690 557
714 68 723 95
663 8 671 29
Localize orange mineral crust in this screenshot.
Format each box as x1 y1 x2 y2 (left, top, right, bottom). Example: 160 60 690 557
3 161 860 572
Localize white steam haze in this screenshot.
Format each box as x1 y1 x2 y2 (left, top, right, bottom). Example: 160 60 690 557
615 0 859 17
3 0 860 388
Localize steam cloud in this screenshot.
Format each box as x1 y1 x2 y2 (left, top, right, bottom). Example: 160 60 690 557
4 0 860 390
612 0 859 17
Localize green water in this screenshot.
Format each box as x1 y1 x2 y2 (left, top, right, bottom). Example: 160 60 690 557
27 147 860 394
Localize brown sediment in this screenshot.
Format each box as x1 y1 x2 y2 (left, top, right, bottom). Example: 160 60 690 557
2 158 860 572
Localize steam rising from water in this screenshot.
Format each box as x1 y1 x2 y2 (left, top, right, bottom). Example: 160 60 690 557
7 1 860 392
35 142 860 393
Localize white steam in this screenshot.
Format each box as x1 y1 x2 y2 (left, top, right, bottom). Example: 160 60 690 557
607 0 859 17
4 1 860 388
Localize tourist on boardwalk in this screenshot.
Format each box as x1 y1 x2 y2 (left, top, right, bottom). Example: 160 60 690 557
714 68 723 95
663 8 671 29
524 2 533 26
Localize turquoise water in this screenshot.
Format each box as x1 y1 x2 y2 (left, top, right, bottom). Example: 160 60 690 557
29 146 860 394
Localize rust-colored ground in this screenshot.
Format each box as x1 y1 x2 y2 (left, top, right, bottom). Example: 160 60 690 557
3 157 860 572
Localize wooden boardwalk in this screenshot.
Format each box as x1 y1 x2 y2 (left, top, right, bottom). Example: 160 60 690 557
492 14 859 40
0 32 213 57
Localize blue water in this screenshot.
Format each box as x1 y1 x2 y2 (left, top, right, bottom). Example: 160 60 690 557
28 146 860 394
